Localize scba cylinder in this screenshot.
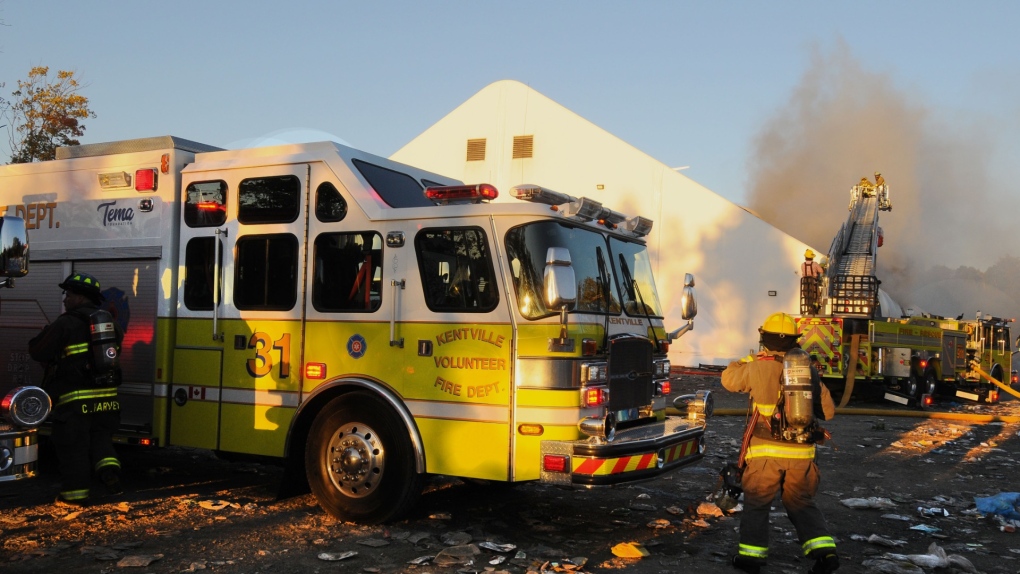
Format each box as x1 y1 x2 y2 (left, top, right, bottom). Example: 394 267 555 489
89 309 120 375
782 348 814 431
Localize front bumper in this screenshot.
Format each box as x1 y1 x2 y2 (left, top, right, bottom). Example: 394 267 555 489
540 415 706 486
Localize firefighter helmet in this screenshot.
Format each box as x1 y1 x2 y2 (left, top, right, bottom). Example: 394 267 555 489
59 272 104 303
761 312 798 336
804 249 815 260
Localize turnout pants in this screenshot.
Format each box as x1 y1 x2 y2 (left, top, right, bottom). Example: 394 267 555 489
51 408 121 502
737 456 836 563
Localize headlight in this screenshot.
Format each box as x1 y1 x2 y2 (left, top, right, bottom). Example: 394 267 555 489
654 359 671 377
1 386 51 428
581 362 608 384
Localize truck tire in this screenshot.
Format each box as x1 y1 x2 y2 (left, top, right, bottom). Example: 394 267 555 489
902 375 919 398
305 391 423 524
923 372 938 397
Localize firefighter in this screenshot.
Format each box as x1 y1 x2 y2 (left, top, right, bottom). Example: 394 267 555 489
874 171 885 187
722 313 839 574
801 250 823 279
29 272 124 506
801 250 824 315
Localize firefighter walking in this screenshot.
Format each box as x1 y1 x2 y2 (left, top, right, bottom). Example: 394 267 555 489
722 313 839 574
29 272 124 506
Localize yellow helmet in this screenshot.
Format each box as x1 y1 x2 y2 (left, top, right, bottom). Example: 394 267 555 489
804 248 815 260
761 312 798 336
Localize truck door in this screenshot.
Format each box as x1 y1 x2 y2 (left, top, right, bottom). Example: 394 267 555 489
171 166 308 456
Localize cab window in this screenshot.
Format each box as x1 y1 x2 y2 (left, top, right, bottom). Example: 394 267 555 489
184 181 227 227
312 232 382 312
183 237 222 310
238 175 300 224
352 159 432 208
315 181 348 222
234 234 298 310
415 227 498 312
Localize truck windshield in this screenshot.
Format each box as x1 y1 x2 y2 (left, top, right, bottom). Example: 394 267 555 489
505 221 628 319
610 236 663 317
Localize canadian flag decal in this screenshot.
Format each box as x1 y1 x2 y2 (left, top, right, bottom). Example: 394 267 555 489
189 386 206 400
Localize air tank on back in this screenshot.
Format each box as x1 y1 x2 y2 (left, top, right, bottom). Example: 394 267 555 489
782 347 815 435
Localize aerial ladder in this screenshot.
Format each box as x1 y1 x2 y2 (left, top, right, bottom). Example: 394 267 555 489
817 176 892 318
797 175 895 406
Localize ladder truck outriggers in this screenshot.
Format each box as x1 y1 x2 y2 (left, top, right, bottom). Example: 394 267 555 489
795 176 1010 407
0 135 712 522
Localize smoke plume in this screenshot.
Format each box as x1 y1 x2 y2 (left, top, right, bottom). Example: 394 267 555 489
747 40 1020 324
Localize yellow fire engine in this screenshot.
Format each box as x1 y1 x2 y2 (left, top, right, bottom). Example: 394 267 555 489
0 136 711 522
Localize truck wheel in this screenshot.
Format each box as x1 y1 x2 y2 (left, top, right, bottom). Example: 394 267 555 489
923 372 938 397
305 391 423 524
902 375 919 397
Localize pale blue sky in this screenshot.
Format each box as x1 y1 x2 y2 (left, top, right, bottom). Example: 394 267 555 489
2 1 1018 207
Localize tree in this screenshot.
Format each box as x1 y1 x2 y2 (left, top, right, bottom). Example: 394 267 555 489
3 66 96 163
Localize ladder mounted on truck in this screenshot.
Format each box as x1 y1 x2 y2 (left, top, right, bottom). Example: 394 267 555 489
818 177 892 318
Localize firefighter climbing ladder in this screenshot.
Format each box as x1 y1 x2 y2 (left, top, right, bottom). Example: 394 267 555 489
825 181 892 318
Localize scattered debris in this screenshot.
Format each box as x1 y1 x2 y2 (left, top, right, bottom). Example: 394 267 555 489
478 541 516 553
610 542 648 558
432 544 480 566
116 553 164 567
356 538 390 548
317 551 357 561
841 497 897 510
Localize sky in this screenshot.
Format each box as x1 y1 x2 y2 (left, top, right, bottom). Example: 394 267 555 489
3 2 1020 289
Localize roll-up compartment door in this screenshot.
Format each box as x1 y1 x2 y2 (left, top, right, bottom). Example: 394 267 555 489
0 262 65 396
74 260 159 433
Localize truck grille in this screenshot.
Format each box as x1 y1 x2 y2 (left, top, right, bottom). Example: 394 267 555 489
607 335 654 412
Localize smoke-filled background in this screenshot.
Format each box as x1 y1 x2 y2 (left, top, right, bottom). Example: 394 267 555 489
747 42 1020 333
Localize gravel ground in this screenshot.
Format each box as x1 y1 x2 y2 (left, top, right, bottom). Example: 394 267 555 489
2 374 1020 574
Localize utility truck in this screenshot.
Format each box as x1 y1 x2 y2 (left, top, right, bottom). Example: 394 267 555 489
0 136 710 522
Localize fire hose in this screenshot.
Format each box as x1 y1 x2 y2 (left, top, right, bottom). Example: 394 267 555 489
969 360 1020 400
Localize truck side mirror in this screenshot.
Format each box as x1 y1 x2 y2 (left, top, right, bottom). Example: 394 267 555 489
543 247 576 311
680 273 697 320
544 247 576 351
0 216 29 279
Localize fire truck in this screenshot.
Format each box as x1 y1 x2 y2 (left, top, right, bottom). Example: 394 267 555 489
796 177 1011 406
798 313 1011 406
0 136 710 522
1 215 51 482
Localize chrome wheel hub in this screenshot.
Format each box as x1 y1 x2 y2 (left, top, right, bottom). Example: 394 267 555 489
325 422 384 498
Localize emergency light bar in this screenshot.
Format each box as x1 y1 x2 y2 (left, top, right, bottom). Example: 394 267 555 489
623 215 653 237
510 184 572 205
511 183 652 236
560 197 602 221
423 184 498 205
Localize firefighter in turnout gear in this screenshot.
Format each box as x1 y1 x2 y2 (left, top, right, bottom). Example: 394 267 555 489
29 272 124 506
722 312 839 574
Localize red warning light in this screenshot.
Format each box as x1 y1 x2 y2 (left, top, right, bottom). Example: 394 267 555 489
135 168 157 192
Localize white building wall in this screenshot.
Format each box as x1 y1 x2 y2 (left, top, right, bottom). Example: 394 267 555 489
393 80 819 366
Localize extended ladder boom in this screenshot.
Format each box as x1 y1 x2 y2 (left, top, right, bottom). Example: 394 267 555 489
825 180 891 318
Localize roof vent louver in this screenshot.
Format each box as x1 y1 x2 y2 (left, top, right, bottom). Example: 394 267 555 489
512 135 534 159
466 138 486 161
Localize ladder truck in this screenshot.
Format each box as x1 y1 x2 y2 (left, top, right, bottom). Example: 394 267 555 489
795 177 1010 407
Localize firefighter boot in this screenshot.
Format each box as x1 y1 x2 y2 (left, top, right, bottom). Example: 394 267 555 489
732 555 762 574
100 468 124 495
808 553 840 574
